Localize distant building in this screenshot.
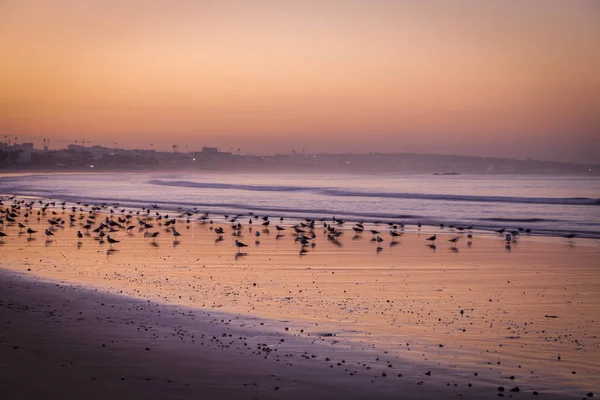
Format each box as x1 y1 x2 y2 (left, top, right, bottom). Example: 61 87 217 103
190 146 234 165
16 142 34 151
67 144 86 152
202 146 220 154
15 143 34 164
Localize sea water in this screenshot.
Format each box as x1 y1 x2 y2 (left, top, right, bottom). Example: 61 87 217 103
1 172 598 238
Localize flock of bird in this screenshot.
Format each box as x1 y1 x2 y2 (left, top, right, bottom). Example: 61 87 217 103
0 194 547 257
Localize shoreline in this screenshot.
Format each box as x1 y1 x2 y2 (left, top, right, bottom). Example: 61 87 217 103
1 189 599 240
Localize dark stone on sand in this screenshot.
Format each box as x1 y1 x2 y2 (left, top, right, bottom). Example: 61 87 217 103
510 386 520 392
498 386 505 392
587 393 594 398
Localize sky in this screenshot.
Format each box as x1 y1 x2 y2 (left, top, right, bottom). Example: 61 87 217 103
1 1 599 163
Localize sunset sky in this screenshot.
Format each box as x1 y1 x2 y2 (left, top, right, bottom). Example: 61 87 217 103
1 1 599 162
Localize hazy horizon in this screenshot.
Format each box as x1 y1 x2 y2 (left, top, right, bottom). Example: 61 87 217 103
1 1 599 163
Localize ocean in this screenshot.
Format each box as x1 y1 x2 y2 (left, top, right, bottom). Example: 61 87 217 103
1 172 599 238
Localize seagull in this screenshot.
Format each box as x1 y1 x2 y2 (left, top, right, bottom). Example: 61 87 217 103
27 227 37 238
235 240 248 251
505 235 512 251
77 231 83 239
390 231 401 241
0 231 7 241
299 236 311 246
106 235 119 249
149 231 160 243
426 234 436 242
275 225 285 232
172 229 181 239
449 237 459 246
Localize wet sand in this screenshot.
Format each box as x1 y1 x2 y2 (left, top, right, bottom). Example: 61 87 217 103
1 206 599 399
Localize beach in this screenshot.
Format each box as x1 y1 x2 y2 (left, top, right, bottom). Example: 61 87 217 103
1 199 598 399
3 0 600 397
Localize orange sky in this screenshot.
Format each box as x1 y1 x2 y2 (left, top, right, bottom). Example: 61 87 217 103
1 1 599 162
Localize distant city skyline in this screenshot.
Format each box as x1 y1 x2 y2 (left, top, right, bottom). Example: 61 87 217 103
1 1 599 163
3 135 599 165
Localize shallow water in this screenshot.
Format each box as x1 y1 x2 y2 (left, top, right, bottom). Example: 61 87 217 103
1 172 599 238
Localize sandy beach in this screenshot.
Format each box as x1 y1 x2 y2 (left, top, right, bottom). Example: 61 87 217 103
3 0 600 397
1 203 599 399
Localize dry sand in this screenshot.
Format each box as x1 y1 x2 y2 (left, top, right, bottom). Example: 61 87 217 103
1 206 599 399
